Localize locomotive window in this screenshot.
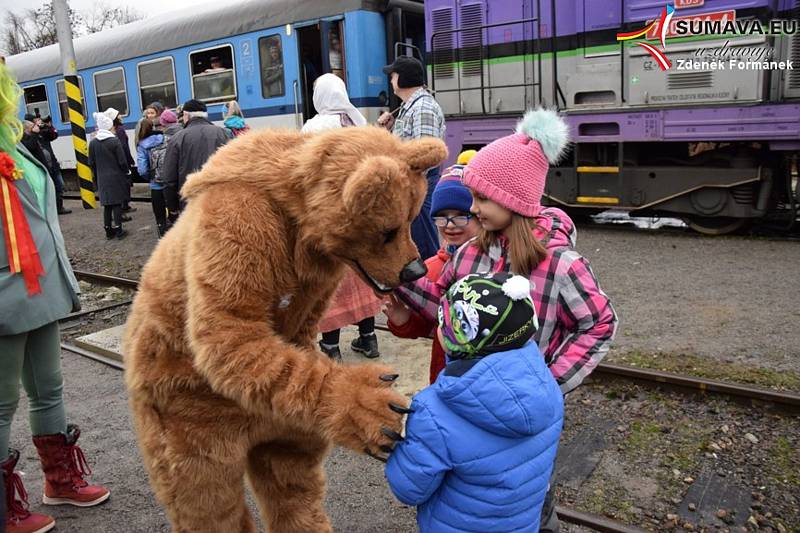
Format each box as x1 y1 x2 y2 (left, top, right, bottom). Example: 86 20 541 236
22 84 50 119
258 35 285 98
94 67 128 116
138 57 178 109
55 77 86 124
189 45 236 104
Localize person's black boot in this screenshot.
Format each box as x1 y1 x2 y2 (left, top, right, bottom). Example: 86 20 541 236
104 226 115 240
156 223 167 238
114 226 128 239
319 341 342 363
56 194 72 214
351 333 380 359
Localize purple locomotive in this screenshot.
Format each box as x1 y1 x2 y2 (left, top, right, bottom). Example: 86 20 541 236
423 0 800 234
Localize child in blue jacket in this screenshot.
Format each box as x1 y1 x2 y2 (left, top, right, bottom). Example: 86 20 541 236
385 272 564 532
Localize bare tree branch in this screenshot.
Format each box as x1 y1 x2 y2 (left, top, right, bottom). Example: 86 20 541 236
1 1 142 55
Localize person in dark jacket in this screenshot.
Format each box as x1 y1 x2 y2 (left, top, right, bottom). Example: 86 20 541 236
146 109 182 237
88 112 130 239
20 120 49 168
105 108 136 216
162 99 227 218
26 114 71 215
385 272 564 533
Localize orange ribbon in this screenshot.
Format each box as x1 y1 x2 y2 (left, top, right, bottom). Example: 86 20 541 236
0 151 44 296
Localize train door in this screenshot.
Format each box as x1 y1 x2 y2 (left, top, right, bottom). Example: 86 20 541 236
295 20 347 123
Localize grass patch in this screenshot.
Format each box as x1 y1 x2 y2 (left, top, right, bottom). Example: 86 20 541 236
768 436 800 488
582 478 638 523
610 351 800 393
616 396 712 499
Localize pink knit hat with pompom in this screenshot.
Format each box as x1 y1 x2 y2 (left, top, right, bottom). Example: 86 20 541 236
463 108 569 217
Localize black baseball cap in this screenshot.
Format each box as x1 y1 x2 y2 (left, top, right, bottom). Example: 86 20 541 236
382 56 425 88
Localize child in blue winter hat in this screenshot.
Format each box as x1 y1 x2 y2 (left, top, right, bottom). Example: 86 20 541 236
384 271 564 533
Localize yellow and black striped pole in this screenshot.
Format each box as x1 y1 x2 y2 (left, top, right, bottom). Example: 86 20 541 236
63 75 94 208
53 0 95 209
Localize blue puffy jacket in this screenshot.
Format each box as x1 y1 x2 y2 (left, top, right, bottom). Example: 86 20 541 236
385 343 563 532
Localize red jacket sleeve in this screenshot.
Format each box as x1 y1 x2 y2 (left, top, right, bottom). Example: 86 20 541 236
387 310 435 340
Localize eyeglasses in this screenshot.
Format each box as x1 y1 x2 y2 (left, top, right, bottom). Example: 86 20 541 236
432 214 473 228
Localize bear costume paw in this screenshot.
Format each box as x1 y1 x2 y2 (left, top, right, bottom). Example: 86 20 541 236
320 363 409 458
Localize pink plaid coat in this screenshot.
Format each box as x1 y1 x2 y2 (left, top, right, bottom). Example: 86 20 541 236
395 208 618 393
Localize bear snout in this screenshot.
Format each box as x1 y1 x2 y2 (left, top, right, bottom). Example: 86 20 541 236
399 259 428 283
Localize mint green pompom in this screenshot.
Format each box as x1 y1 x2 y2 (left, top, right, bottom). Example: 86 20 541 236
515 108 569 164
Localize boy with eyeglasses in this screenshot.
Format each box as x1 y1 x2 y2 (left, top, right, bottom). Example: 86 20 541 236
385 157 481 382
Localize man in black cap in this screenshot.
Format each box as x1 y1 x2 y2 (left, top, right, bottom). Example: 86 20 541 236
162 99 228 218
378 56 445 261
24 113 71 214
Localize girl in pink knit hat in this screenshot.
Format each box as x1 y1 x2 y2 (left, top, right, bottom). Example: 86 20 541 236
393 108 618 530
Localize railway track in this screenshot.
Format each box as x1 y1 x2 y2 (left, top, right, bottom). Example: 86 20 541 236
64 270 798 532
69 270 800 411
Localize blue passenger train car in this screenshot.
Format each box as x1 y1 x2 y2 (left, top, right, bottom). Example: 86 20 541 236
6 0 425 170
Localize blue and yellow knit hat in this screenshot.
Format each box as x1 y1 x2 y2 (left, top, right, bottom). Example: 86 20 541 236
438 272 538 359
431 164 473 216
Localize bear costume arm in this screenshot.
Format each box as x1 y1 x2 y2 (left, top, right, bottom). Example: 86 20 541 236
183 187 406 453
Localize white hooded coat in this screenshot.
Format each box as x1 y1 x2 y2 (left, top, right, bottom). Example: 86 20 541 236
301 74 367 133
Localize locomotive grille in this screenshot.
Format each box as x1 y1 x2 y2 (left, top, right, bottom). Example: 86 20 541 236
789 3 800 89
432 8 455 79
667 71 713 89
459 3 484 77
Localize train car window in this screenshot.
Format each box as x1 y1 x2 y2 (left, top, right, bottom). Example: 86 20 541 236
22 84 50 118
55 77 86 123
189 45 236 104
94 67 128 116
258 35 285 98
138 57 178 109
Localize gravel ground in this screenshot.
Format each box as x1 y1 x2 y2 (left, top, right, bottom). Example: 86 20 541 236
57 197 800 375
8 331 796 532
558 378 799 532
8 334 599 533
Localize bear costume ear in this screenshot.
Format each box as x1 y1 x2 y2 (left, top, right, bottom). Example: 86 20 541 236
402 137 448 174
342 155 400 214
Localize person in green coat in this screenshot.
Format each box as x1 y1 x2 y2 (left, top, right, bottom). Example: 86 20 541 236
0 63 109 533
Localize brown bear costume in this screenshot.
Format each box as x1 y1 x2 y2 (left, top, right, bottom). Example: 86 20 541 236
123 126 447 532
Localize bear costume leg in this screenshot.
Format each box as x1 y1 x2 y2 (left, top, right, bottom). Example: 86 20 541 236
246 436 332 533
132 399 257 533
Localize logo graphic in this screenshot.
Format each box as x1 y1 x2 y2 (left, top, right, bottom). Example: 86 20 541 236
617 5 675 70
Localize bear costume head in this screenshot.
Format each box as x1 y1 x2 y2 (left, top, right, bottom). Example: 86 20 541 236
181 126 447 292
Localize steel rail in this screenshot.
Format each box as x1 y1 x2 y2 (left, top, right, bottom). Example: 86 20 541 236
68 271 800 409
592 363 800 410
63 194 152 203
371 324 800 410
61 299 132 322
61 343 125 371
556 507 649 533
73 270 139 289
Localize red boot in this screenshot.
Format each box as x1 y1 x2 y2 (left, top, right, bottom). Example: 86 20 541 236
2 449 56 533
32 424 110 507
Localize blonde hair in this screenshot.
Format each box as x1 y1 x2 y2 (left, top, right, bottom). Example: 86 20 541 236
475 214 547 274
224 100 243 119
0 63 23 152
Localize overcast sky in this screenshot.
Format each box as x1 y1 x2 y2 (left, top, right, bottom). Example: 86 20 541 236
0 0 198 22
